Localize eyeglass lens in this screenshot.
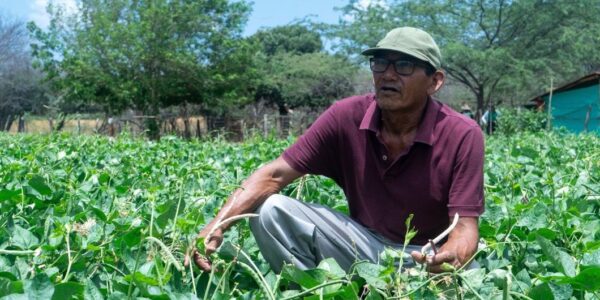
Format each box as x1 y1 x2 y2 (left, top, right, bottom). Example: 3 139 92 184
370 58 415 75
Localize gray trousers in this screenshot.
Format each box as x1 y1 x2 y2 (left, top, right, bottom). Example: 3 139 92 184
249 194 421 273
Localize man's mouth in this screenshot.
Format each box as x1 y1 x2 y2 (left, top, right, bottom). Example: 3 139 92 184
380 86 400 92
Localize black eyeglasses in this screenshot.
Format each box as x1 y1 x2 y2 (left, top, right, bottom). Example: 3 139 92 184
369 57 427 75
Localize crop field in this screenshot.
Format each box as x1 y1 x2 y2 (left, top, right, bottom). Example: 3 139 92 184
0 131 599 299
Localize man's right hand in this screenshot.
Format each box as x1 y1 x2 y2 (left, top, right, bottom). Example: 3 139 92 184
190 226 224 272
185 157 303 272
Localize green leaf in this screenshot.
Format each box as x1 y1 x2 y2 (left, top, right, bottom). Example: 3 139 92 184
281 265 320 289
0 294 28 300
460 268 486 290
529 283 554 300
89 207 107 223
317 258 345 279
51 282 84 300
581 249 600 268
558 266 600 291
0 278 23 297
124 272 160 286
156 202 178 230
24 274 54 300
0 273 18 282
536 235 576 277
0 190 20 202
11 225 39 250
28 176 52 196
529 282 572 300
120 228 141 247
355 262 387 290
365 285 383 300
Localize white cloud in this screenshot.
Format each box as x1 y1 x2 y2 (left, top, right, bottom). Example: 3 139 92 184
29 0 77 28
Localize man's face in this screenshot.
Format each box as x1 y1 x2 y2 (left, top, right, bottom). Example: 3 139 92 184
371 51 438 112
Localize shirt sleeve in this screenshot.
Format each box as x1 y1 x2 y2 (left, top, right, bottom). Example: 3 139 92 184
281 103 340 179
447 127 485 217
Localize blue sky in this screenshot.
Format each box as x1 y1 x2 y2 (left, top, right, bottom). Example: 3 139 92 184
0 0 361 36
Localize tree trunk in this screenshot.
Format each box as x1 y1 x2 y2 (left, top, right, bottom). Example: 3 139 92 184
18 115 25 132
182 102 190 139
475 91 485 126
2 115 15 131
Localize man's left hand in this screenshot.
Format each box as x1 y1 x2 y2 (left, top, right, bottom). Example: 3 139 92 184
410 216 479 273
410 249 461 273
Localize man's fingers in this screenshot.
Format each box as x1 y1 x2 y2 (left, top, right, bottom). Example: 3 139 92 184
205 236 222 254
411 251 426 264
193 250 212 272
428 251 456 265
412 250 461 273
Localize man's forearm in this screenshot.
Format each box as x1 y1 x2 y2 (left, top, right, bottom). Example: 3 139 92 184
204 157 303 233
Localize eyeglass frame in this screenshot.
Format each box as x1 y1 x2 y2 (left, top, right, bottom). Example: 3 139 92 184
369 57 435 76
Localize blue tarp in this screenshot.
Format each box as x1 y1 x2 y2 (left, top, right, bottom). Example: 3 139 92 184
542 83 600 133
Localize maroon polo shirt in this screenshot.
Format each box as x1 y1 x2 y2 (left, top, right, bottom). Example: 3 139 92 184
282 93 484 245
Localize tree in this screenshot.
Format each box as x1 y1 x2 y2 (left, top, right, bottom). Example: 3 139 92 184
251 24 358 114
29 0 255 138
252 24 323 56
0 15 48 131
330 0 600 117
257 52 357 112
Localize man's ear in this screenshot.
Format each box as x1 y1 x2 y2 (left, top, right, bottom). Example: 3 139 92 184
427 71 445 95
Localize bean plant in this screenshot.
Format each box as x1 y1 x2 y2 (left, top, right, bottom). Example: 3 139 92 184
0 131 598 299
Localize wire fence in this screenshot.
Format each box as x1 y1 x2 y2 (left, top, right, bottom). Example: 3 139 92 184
4 112 321 140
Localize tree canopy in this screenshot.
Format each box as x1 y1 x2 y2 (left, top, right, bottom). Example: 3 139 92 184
251 24 358 114
0 15 47 131
330 0 600 115
29 0 256 118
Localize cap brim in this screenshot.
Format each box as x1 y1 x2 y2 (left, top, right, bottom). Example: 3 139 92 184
361 47 437 69
361 47 426 62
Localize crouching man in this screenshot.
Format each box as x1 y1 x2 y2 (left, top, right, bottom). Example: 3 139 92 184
192 27 484 274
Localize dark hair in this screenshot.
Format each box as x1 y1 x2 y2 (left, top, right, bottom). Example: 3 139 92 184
422 63 436 76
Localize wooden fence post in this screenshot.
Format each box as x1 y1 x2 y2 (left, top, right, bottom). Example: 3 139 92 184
584 104 592 132
263 114 268 138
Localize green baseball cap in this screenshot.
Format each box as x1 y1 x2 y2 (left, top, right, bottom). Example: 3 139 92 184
362 27 441 70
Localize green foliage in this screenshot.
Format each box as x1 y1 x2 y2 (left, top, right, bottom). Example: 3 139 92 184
258 52 358 109
329 0 600 113
28 0 256 117
252 24 323 56
496 107 547 135
251 24 358 110
0 130 598 298
0 16 48 129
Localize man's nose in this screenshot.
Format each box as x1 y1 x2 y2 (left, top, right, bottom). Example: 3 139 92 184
381 63 398 80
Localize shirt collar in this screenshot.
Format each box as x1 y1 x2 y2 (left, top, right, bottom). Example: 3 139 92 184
359 94 440 146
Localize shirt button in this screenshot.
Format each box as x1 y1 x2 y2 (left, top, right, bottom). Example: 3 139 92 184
382 155 388 161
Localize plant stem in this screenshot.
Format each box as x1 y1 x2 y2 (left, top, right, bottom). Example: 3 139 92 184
236 247 275 300
203 260 225 300
170 181 185 249
127 232 145 299
205 213 258 243
0 249 38 255
458 274 485 300
454 272 462 300
145 236 183 272
387 273 450 299
63 225 73 283
189 253 197 295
